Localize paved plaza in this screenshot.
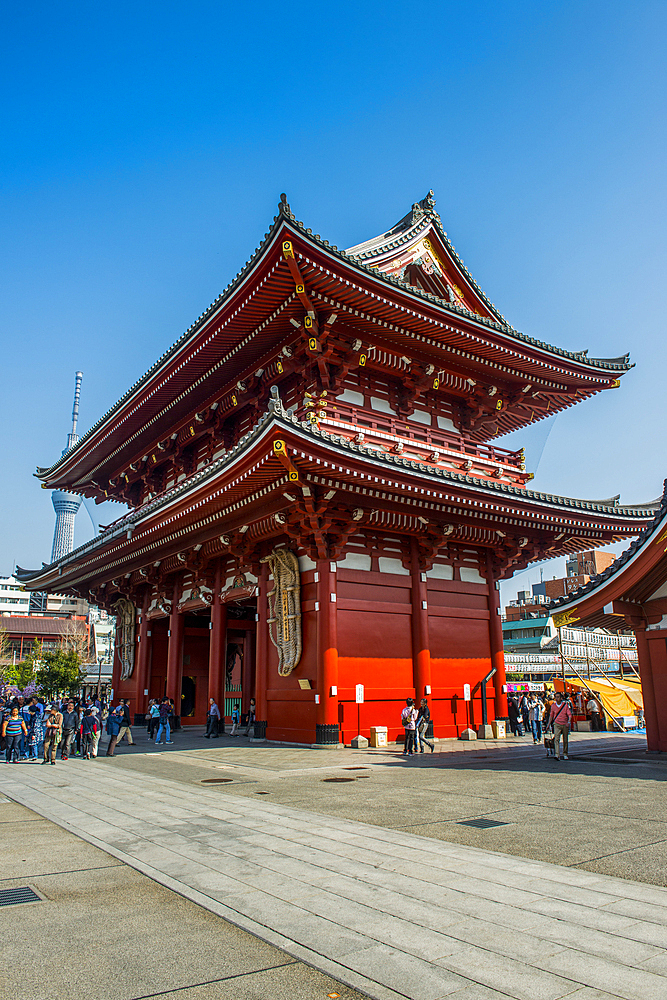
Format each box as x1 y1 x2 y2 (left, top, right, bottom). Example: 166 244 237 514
2 729 667 1000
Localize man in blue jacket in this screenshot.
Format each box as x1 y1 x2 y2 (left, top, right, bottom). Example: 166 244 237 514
105 706 123 757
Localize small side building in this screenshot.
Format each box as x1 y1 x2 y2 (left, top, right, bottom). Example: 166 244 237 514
551 482 667 752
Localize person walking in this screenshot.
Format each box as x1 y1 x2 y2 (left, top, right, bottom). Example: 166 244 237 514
586 695 601 732
507 697 521 736
89 705 102 758
42 707 62 765
116 699 135 746
528 694 542 744
244 698 256 737
401 698 418 755
548 692 574 760
2 706 28 763
19 698 32 760
230 702 241 737
416 698 434 753
205 698 220 738
155 698 173 746
60 701 78 760
27 704 45 761
105 706 123 756
148 700 160 740
79 710 98 760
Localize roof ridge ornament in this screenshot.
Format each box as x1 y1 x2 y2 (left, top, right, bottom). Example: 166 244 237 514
411 190 437 225
278 193 294 219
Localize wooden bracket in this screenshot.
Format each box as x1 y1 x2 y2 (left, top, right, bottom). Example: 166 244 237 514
282 241 318 329
273 439 300 483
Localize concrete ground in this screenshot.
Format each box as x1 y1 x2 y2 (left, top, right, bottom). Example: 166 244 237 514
0 795 364 1000
96 725 667 886
2 728 666 1000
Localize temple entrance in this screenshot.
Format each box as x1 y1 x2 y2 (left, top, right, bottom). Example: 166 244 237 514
223 603 256 726
181 675 197 718
181 613 211 725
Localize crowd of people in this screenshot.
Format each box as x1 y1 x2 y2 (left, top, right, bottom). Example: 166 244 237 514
399 690 584 761
507 690 586 759
0 694 180 764
1 687 612 765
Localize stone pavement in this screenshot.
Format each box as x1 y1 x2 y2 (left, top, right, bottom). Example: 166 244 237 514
0 794 364 1000
97 727 667 885
3 750 667 1000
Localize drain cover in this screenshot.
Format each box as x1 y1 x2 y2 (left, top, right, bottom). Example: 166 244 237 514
458 818 509 829
200 778 233 784
344 767 369 771
0 887 41 907
322 777 355 782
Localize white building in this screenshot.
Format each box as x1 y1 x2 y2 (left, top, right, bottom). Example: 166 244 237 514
0 576 31 615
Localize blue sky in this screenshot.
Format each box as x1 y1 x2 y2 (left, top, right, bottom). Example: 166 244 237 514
1 1 665 605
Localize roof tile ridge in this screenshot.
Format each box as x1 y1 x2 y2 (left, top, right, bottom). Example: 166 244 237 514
299 421 652 516
38 203 291 478
31 408 278 579
294 216 634 371
39 197 633 485
548 478 667 609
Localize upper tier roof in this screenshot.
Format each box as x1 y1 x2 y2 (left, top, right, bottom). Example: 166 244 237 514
34 192 634 493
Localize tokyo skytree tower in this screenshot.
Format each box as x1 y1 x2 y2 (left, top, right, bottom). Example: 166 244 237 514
50 372 83 563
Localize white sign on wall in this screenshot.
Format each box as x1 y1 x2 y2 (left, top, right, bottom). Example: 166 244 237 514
355 684 365 704
463 684 471 702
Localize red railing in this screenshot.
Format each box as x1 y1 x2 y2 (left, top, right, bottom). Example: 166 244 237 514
294 397 526 474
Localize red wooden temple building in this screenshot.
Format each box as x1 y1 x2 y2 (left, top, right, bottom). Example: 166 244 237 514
19 192 656 744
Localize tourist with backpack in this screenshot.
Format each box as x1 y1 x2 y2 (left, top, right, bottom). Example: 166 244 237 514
548 692 574 760
155 698 174 746
401 698 418 755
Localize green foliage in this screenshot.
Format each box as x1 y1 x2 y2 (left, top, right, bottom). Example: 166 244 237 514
505 672 523 681
3 656 37 690
36 647 86 698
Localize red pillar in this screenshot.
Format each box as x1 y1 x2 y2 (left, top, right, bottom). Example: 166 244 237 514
486 552 508 719
242 627 255 717
254 560 269 739
208 561 227 711
165 579 184 722
410 538 431 701
634 627 663 751
134 589 151 721
316 558 339 745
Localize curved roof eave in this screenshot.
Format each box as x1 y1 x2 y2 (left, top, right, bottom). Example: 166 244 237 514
21 409 658 592
548 479 667 617
35 194 633 484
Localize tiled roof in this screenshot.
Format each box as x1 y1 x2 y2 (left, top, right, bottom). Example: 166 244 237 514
0 616 86 636
549 479 667 611
19 401 659 587
36 192 633 482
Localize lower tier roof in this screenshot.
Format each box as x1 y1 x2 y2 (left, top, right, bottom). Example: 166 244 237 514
18 404 658 595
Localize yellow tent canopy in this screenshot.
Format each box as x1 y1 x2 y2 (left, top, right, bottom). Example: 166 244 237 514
554 676 643 724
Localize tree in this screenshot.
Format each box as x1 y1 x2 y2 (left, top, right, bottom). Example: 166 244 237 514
0 627 10 670
3 653 38 692
60 618 92 662
36 647 86 699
